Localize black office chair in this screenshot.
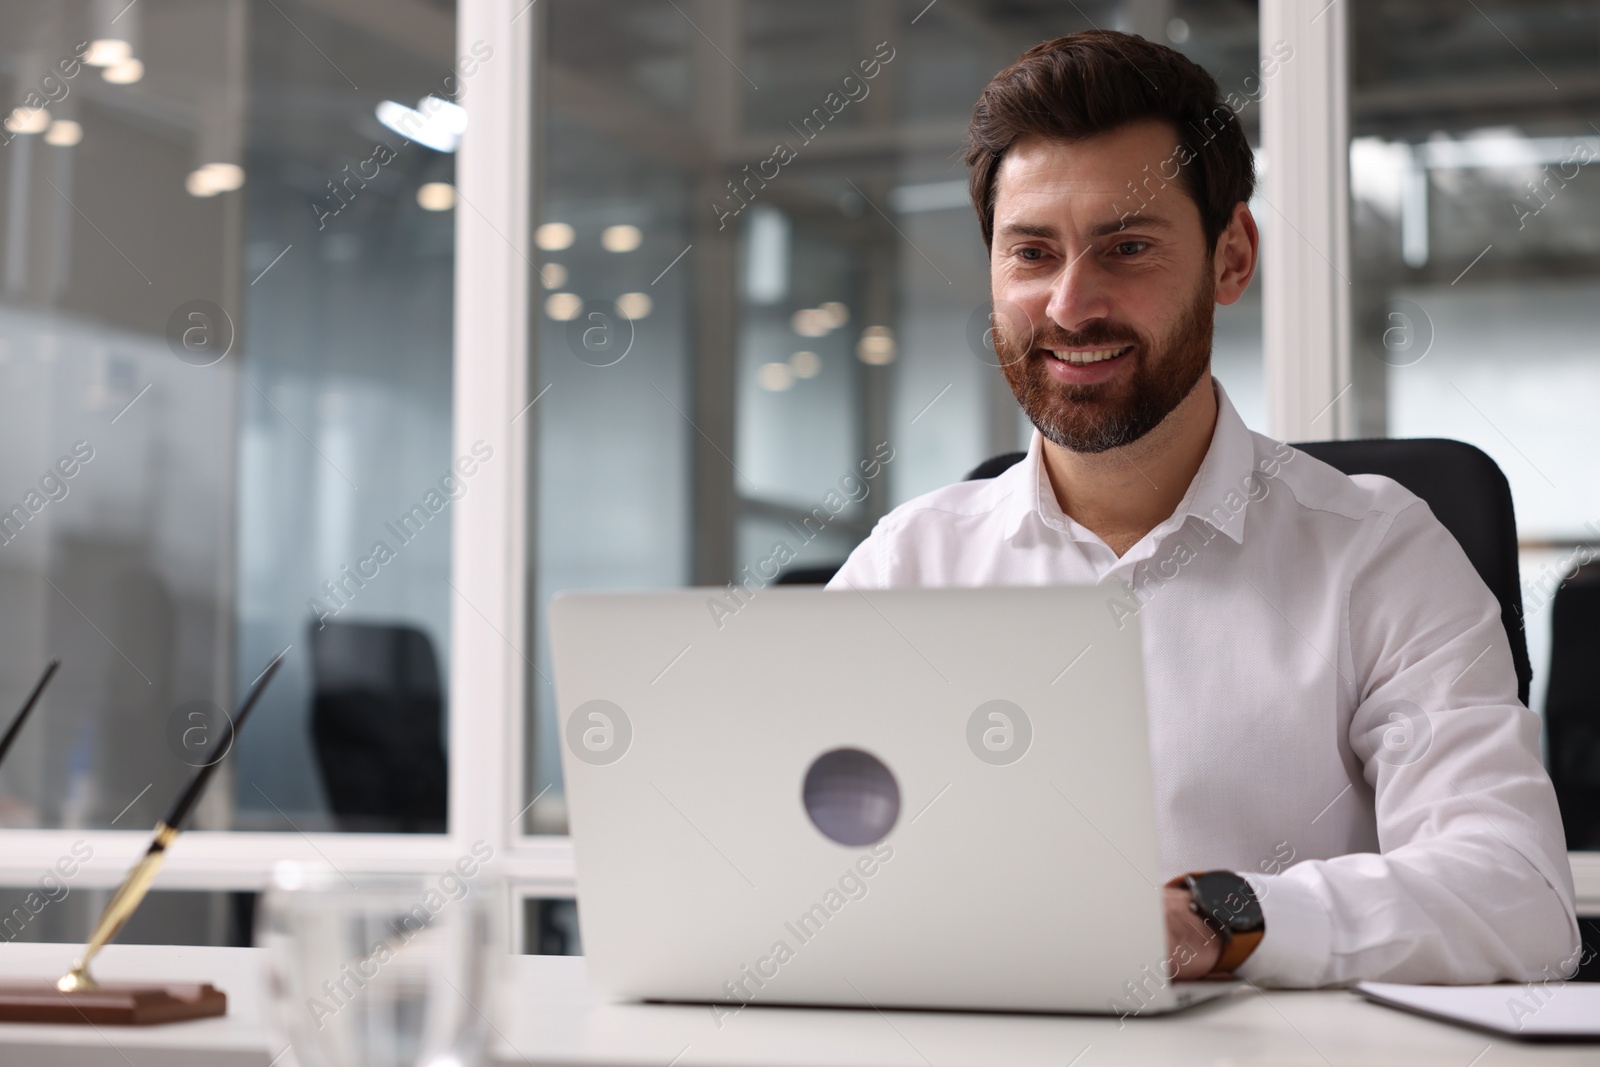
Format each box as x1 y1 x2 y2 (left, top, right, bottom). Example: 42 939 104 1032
1545 563 1600 852
959 439 1534 707
308 620 449 833
775 564 846 585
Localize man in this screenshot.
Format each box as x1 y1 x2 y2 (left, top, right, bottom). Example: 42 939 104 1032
828 30 1580 988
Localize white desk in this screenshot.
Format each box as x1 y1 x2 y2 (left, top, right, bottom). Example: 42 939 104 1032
0 942 1594 1066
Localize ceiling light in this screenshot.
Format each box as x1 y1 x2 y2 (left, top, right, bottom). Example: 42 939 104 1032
84 39 131 67
601 224 642 252
102 58 144 84
185 162 245 198
789 351 821 378
375 96 468 153
536 223 574 251
185 171 218 197
540 263 568 289
615 292 652 319
44 120 82 147
4 108 50 134
791 308 833 338
416 182 456 211
203 162 244 191
758 362 794 391
818 302 850 329
857 325 896 365
545 292 583 321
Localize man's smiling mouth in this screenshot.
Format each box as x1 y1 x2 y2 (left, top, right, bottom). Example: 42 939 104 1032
1046 345 1132 366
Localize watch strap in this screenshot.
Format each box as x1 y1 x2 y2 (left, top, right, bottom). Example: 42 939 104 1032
1214 926 1262 973
1167 869 1264 976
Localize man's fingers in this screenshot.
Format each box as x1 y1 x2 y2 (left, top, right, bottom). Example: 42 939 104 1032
1164 886 1224 978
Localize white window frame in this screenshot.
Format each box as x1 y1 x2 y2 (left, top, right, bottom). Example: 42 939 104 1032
0 0 1592 936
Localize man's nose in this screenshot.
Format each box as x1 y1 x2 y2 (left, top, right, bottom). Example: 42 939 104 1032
1044 248 1113 331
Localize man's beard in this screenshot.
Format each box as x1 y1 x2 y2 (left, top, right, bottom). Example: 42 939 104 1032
995 274 1214 454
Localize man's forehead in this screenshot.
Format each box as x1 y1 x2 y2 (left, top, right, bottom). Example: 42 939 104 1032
996 125 1183 191
993 124 1191 231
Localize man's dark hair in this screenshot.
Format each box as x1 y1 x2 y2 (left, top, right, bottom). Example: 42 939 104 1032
965 30 1255 252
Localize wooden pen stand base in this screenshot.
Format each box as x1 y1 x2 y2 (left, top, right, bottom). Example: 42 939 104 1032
0 981 227 1025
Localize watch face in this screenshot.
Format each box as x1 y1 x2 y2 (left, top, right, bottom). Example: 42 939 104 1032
1189 871 1264 934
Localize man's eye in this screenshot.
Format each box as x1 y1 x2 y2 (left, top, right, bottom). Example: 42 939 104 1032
1114 241 1148 256
1017 247 1044 261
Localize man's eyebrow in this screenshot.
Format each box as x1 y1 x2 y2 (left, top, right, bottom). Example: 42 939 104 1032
1088 214 1176 237
995 221 1058 240
996 216 1178 241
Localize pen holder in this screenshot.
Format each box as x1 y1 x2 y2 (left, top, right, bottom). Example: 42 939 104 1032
0 980 226 1025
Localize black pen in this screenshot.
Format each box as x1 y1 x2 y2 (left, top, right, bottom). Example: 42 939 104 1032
0 659 60 769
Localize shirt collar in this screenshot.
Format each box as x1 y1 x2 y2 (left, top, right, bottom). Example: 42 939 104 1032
997 380 1259 547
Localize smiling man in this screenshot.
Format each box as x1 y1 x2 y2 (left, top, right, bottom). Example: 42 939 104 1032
827 31 1580 988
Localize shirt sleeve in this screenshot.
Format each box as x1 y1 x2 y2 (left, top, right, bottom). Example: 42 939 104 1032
1235 497 1581 988
825 520 891 591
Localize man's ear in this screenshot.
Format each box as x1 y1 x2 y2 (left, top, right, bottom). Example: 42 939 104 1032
1213 202 1259 307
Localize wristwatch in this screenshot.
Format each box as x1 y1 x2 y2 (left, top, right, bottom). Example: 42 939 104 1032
1169 870 1264 975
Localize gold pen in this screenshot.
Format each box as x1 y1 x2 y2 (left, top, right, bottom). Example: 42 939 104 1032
58 651 286 993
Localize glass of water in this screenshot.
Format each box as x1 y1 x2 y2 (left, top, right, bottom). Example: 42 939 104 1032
259 863 502 1067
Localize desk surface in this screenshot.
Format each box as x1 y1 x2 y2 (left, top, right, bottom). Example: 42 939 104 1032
0 942 1594 1066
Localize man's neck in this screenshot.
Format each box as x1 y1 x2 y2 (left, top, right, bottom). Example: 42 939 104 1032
1038 374 1220 558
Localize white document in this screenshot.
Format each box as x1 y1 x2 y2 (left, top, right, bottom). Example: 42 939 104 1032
1356 981 1600 1040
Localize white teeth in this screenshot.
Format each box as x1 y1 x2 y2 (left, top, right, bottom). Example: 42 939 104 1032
1052 346 1129 366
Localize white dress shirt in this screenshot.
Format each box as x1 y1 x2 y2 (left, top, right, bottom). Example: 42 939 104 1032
828 381 1580 988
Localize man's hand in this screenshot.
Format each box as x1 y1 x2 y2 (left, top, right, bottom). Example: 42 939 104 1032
1164 886 1223 979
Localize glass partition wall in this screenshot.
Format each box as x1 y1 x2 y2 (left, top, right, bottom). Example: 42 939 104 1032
0 0 464 944
1347 0 1600 851
523 0 1265 835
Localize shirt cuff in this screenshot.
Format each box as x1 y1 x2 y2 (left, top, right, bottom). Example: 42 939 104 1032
1233 870 1333 988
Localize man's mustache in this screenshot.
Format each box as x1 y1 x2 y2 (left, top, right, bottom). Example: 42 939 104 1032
1028 322 1143 350
992 315 1145 351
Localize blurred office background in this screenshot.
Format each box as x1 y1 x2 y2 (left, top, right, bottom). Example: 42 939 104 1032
523 0 1266 839
0 0 1595 953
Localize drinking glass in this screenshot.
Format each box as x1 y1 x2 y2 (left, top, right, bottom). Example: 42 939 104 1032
259 864 501 1067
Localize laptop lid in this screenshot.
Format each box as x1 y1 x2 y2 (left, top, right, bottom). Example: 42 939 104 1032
551 584 1177 1014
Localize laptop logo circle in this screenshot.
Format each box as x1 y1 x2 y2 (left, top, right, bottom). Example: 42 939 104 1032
802 748 900 846
567 699 632 765
967 700 1032 765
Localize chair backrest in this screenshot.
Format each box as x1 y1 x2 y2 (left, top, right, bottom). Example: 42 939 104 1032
775 564 848 586
1544 562 1600 850
308 619 448 832
960 438 1533 706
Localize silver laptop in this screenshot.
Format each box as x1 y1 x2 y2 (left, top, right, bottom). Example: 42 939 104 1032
550 584 1238 1016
